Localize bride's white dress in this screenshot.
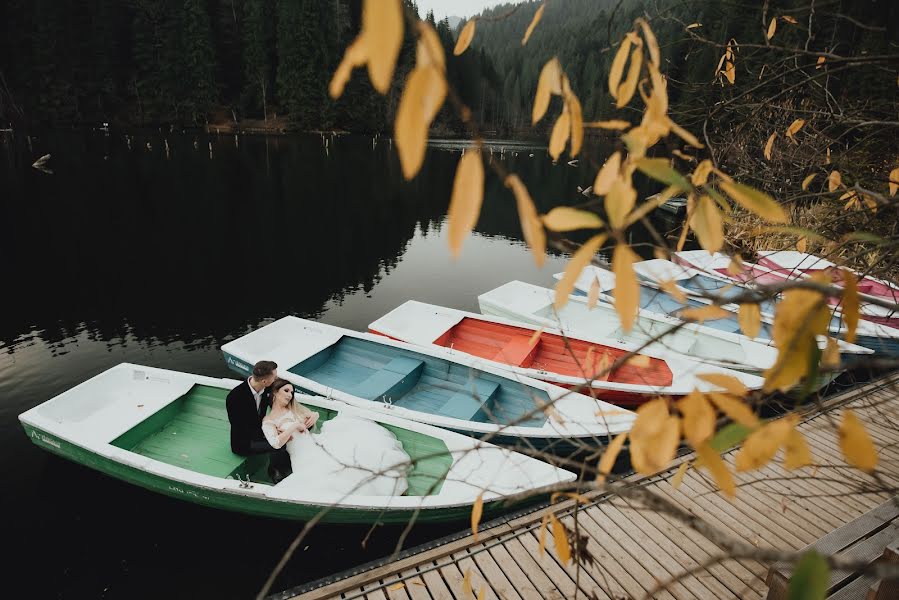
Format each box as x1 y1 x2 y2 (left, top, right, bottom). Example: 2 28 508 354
262 412 410 496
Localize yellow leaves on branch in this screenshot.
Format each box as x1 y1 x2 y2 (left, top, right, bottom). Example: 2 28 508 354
629 398 681 475
785 118 805 142
454 19 476 55
554 234 607 310
605 176 637 230
843 268 859 344
696 442 736 497
691 195 724 253
677 390 715 447
889 166 899 196
550 514 571 564
735 416 796 471
764 132 777 160
716 43 737 85
447 150 484 257
766 17 777 41
680 304 732 322
839 410 878 473
828 170 842 192
707 392 759 427
542 207 604 231
617 47 644 108
593 152 622 196
330 0 403 97
738 303 762 338
764 276 831 392
596 431 627 483
584 119 632 130
549 107 571 160
532 58 583 158
393 22 449 179
802 173 817 191
612 243 639 332
522 3 545 45
505 175 546 267
470 493 483 541
533 58 562 124
691 160 713 187
719 181 789 223
636 18 660 67
697 373 749 397
816 56 826 69
608 34 633 101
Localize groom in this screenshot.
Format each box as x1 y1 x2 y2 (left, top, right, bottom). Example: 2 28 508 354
226 359 291 483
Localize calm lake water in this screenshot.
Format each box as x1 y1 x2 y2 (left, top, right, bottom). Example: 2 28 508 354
1 129 678 598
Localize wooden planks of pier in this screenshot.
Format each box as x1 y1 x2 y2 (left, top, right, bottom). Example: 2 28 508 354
286 373 899 600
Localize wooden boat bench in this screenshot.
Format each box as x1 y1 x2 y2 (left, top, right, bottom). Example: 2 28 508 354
492 336 539 368
346 356 425 402
766 497 899 600
437 378 500 421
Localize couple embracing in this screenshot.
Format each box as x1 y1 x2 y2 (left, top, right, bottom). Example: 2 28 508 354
225 359 412 495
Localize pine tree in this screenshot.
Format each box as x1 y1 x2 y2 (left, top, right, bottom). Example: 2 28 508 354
242 0 275 119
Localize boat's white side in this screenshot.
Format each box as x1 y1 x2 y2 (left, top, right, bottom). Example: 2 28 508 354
674 251 899 335
569 262 874 355
477 280 781 373
18 363 576 511
370 300 765 394
221 317 636 440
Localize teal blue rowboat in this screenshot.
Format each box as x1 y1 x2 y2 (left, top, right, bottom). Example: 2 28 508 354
19 364 576 523
221 317 637 448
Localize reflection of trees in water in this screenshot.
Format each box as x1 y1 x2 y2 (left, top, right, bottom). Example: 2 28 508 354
0 133 451 351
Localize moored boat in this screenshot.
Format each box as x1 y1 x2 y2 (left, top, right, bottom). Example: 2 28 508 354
221 317 636 448
478 280 780 373
672 251 899 355
369 300 765 406
19 363 576 523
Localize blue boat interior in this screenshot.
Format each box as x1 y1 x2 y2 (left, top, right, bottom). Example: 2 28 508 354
288 336 549 427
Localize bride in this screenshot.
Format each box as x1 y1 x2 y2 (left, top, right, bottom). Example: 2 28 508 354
261 378 410 496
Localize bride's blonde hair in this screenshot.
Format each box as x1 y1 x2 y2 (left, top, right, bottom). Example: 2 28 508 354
271 378 315 420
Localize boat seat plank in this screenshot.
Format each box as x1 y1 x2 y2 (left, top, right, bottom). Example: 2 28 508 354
435 379 500 421
492 336 539 368
346 357 425 401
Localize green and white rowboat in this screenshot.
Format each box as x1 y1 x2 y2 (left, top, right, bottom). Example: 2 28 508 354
19 363 576 523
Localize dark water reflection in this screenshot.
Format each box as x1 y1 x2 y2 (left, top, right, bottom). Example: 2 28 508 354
1 129 660 598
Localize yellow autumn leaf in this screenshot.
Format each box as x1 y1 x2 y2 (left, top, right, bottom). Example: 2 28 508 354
617 46 643 108
528 326 544 346
668 119 704 149
719 180 789 223
691 195 724 253
608 35 633 100
447 150 484 256
680 304 732 322
691 159 713 186
477 587 485 600
784 430 812 470
637 18 660 66
588 278 600 310
695 442 735 497
678 390 715 446
671 461 690 489
723 60 735 84
828 170 842 192
329 36 369 99
463 568 473 597
533 58 562 124
785 118 805 142
550 514 571 563
454 19 476 55
568 93 584 157
822 336 841 369
632 415 681 475
889 166 899 196
781 15 798 24
840 268 859 344
728 254 744 274
686 22 702 29
537 515 548 555
394 65 447 180
697 373 749 397
364 0 404 94
522 3 545 45
839 410 878 472
735 416 795 471
505 175 545 267
802 173 817 191
816 56 826 69
584 119 632 130
738 303 762 338
605 176 637 230
764 132 777 160
542 207 604 231
764 281 831 392
387 582 406 591
766 17 777 40
593 152 622 196
554 234 607 310
707 392 760 427
612 243 639 332
471 493 483 540
658 278 687 303
596 431 627 483
416 22 445 69
826 146 832 164
549 108 571 161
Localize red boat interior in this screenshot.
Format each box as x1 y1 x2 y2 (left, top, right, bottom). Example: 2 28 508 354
756 257 898 298
430 317 673 386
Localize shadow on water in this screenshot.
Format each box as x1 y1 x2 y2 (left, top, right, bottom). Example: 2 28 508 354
1 129 658 598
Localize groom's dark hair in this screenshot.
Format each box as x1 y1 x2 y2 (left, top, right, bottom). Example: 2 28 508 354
252 360 278 379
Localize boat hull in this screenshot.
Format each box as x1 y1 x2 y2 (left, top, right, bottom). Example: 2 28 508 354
23 422 515 524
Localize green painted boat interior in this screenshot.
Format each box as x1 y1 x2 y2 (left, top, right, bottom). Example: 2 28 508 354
289 336 548 427
110 384 453 495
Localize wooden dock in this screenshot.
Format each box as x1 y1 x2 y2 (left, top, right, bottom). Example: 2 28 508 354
283 373 899 600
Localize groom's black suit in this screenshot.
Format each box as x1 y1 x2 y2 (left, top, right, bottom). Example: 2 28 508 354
226 379 273 455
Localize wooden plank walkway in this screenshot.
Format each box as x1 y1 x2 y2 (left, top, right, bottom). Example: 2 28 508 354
285 373 899 600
